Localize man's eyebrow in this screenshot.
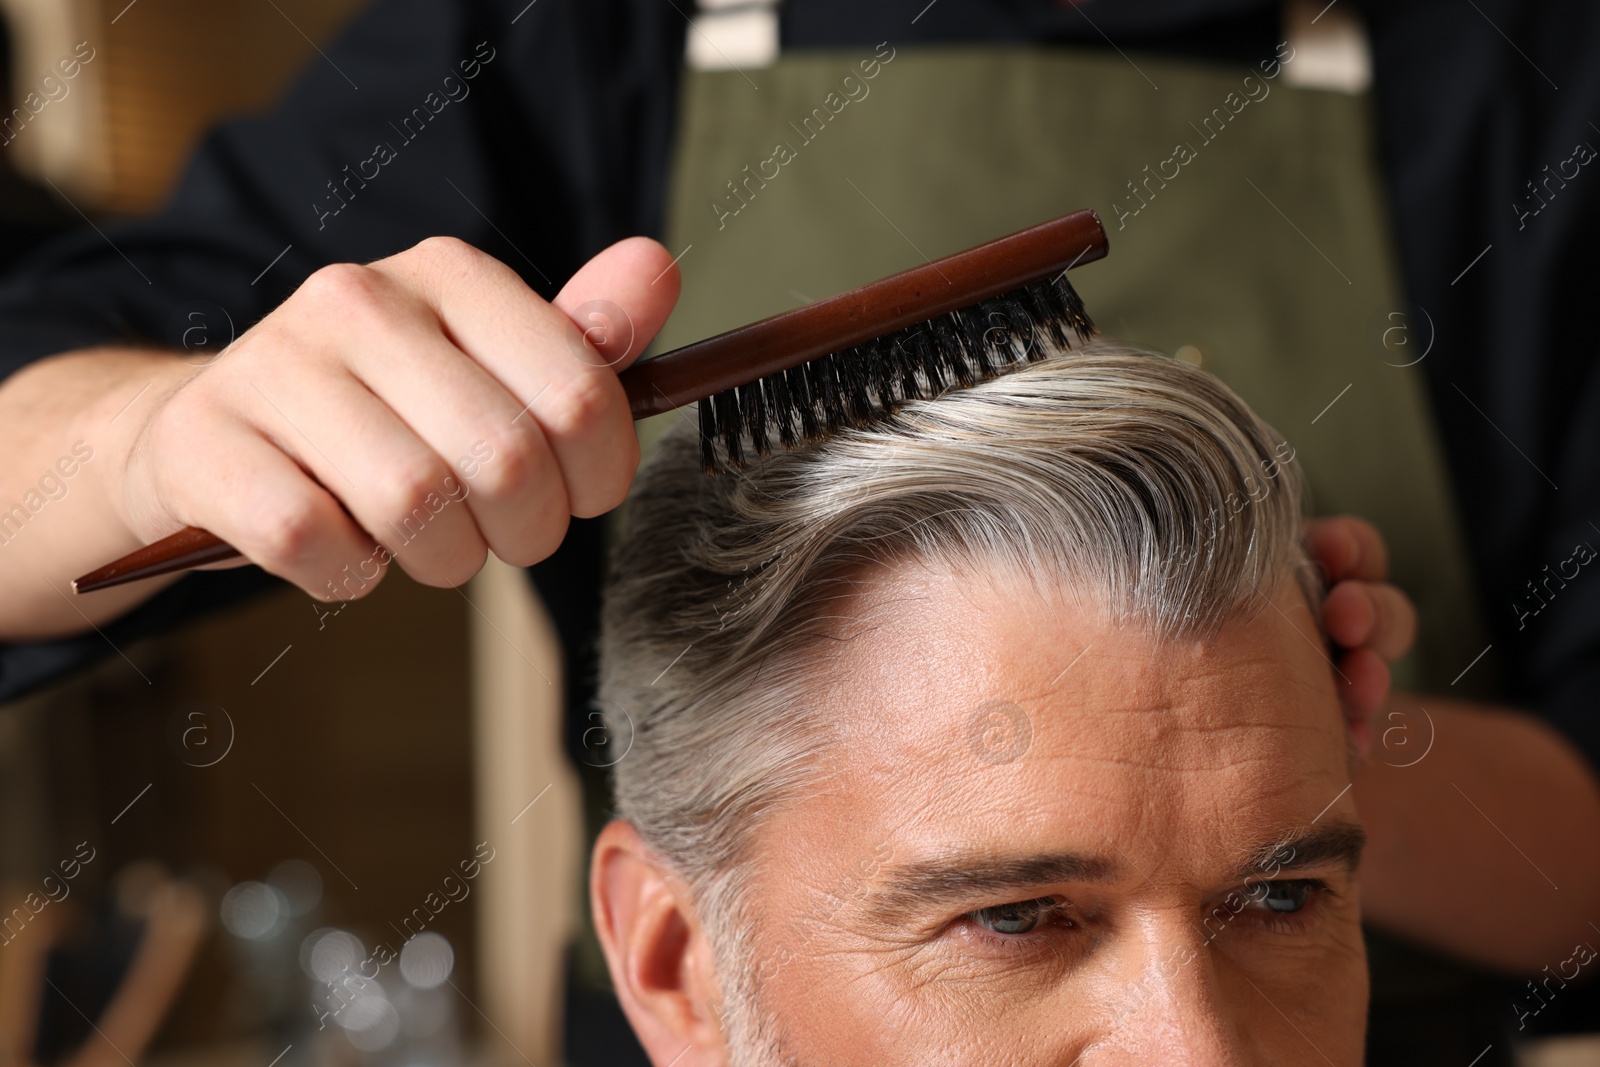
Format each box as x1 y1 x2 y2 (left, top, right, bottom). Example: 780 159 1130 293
1235 820 1367 881
861 851 1116 924
854 823 1366 924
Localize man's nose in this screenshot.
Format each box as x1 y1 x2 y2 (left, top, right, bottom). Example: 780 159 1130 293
1121 953 1250 1066
1073 928 1255 1067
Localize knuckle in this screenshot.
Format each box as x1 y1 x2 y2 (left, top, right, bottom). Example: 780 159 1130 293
540 369 622 442
413 235 484 278
466 427 538 499
298 262 387 316
248 495 328 569
375 458 455 525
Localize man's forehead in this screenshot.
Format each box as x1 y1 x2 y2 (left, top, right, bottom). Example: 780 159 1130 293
781 561 1352 895
817 561 1341 768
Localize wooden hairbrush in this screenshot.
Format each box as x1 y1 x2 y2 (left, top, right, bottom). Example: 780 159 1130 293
73 209 1106 593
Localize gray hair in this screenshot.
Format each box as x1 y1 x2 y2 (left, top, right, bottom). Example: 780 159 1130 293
598 338 1316 937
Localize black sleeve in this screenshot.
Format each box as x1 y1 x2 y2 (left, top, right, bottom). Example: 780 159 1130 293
0 0 685 703
1363 0 1600 760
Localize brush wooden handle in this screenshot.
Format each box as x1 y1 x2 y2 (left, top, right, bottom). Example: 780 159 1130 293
74 526 243 593
74 209 1107 593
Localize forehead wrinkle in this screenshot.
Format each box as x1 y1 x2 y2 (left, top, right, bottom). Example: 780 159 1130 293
1008 740 1320 781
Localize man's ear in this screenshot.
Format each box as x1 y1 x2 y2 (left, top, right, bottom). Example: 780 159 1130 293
591 819 727 1067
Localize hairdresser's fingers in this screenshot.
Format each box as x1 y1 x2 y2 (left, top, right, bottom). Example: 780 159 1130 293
553 236 682 369
132 396 378 599
241 369 491 589
342 339 574 571
1336 647 1389 751
1323 580 1418 663
1306 515 1389 584
374 237 658 518
294 255 575 569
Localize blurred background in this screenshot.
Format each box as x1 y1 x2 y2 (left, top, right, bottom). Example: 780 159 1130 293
0 6 587 1066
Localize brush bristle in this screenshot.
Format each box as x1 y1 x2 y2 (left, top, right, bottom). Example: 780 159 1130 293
698 272 1095 474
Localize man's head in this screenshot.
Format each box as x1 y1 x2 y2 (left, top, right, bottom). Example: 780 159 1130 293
591 340 1367 1066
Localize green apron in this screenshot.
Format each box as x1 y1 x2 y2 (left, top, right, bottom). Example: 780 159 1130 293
583 43 1505 1060
649 44 1491 700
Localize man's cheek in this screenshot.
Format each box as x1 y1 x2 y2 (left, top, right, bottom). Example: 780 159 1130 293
764 956 920 1063
1227 900 1367 1058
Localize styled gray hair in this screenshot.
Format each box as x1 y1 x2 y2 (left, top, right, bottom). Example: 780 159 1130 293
598 338 1315 936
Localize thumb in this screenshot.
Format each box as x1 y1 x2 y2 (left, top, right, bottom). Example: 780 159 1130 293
554 236 682 372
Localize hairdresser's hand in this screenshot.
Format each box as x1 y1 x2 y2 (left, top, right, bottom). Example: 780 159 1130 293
1307 515 1418 751
115 236 680 602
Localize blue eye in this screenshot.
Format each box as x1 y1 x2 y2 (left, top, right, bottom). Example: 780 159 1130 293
1246 880 1316 914
968 897 1063 935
